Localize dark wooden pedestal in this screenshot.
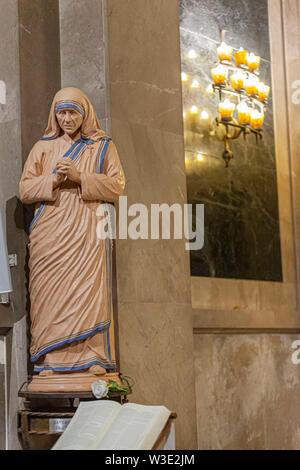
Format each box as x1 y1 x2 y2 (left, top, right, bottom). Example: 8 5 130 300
18 381 130 450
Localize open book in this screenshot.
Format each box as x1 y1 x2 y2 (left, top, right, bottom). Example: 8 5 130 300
52 400 171 450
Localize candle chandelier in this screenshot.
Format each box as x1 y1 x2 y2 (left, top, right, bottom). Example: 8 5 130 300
211 35 270 166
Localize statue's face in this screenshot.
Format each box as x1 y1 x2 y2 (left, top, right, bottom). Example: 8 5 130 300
56 108 84 136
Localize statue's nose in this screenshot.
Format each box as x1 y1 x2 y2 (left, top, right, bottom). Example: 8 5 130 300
64 111 72 122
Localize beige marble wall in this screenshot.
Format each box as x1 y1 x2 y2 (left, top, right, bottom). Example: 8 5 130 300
106 0 197 449
0 0 27 450
281 0 300 307
194 333 300 449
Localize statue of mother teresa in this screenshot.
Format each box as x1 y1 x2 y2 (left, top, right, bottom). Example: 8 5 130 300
19 87 125 392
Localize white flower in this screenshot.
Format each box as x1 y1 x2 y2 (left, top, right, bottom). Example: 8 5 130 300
92 379 109 399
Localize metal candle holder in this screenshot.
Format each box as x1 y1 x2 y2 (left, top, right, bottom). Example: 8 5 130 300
212 38 268 167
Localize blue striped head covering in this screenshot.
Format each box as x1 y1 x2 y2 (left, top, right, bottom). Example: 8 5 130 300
42 87 109 142
55 100 85 116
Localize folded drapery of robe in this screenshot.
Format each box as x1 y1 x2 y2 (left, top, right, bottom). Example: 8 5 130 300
19 87 125 374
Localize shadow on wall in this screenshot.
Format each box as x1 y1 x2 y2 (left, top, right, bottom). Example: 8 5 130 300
5 196 32 378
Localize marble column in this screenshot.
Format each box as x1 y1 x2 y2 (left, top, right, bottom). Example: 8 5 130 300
281 0 300 308
18 0 61 163
59 0 111 134
107 0 197 449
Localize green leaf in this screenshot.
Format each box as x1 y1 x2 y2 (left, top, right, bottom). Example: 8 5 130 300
107 380 129 393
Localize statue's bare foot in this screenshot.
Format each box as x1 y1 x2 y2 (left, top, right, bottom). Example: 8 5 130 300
89 365 106 376
39 369 55 376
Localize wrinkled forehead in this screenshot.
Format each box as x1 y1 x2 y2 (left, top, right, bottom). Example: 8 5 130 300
55 100 85 116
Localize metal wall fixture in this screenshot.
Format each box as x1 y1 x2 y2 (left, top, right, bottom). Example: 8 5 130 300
211 31 270 166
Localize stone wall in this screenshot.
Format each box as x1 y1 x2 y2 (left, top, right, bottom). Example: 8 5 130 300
59 0 111 133
0 0 27 450
194 334 300 449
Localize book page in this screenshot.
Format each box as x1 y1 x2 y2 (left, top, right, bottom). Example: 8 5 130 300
52 400 120 450
96 403 171 450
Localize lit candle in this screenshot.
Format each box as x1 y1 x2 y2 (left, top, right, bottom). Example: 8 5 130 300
258 82 270 101
245 76 260 95
219 99 236 120
237 102 251 125
234 48 249 66
251 109 264 129
188 49 198 59
198 109 210 133
187 106 200 131
189 106 199 114
200 110 209 119
197 153 204 161
181 72 189 82
247 52 261 71
206 84 214 94
217 42 233 62
211 64 228 84
230 70 246 90
191 79 199 88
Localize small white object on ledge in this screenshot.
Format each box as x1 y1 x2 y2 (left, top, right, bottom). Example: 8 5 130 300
92 379 109 399
0 213 12 301
0 293 9 304
8 254 17 267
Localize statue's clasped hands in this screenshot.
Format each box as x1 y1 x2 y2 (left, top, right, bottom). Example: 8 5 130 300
55 157 81 186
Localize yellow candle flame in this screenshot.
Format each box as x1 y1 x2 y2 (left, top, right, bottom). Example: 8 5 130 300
217 42 233 61
219 99 236 118
189 105 199 114
220 99 235 111
237 102 251 124
251 110 261 118
211 64 228 84
237 102 249 112
245 76 260 95
258 82 270 100
247 52 261 70
200 110 209 119
230 70 246 89
188 49 198 59
234 48 249 66
251 109 264 128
